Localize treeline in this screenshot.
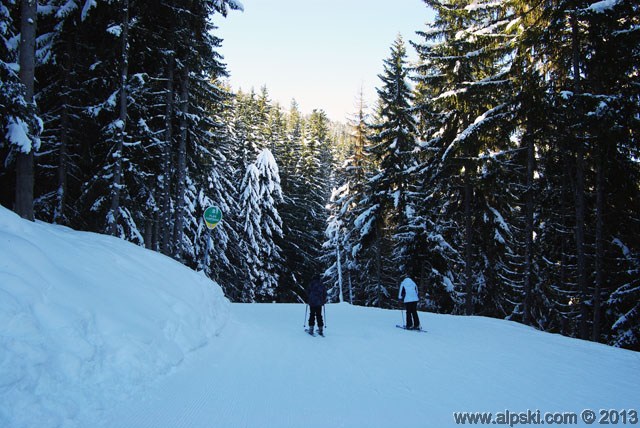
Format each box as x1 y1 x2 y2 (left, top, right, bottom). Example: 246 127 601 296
0 1 345 302
2 0 639 349
325 0 639 349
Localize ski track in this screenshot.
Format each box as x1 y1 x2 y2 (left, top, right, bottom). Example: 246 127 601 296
93 303 640 428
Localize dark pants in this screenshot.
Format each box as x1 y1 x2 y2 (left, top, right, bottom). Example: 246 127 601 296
309 305 324 327
405 302 420 328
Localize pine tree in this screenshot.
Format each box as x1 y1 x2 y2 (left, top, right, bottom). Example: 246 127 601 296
413 0 518 316
354 35 419 307
12 0 41 221
276 100 309 300
238 149 284 302
0 1 40 213
324 90 370 304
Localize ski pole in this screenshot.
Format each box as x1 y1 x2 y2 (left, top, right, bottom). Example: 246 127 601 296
400 305 405 327
304 304 308 328
323 305 327 329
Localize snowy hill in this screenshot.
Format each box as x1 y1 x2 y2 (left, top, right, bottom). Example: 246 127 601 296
2 206 639 428
0 207 229 428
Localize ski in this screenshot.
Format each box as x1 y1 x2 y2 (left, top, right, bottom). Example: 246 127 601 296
396 324 427 333
305 328 325 337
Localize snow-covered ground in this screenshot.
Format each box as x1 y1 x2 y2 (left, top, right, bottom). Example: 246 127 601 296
98 303 640 428
2 206 639 428
0 207 229 428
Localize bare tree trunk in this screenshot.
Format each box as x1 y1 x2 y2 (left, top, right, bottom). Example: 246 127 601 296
464 162 473 315
575 138 588 339
54 40 74 225
523 117 535 326
571 12 589 340
173 64 189 261
15 0 37 221
374 221 383 303
144 219 153 249
336 244 344 303
348 269 354 304
593 145 604 341
108 0 129 236
160 53 174 255
55 100 69 224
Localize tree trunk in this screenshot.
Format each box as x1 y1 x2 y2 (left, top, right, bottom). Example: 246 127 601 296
144 219 153 249
464 162 473 315
571 12 589 340
54 39 75 225
108 0 129 236
336 244 344 303
15 0 37 221
575 138 588 339
348 268 354 304
173 64 189 261
592 144 604 342
374 221 383 303
523 116 535 326
160 53 174 255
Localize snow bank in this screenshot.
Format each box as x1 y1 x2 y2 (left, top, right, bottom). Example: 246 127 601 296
0 206 229 428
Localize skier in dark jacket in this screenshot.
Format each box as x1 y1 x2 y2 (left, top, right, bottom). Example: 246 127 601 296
307 274 327 336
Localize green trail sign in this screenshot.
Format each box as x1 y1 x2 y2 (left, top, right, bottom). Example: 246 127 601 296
204 206 222 229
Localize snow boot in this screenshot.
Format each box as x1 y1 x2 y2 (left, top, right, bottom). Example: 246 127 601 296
318 326 324 336
307 326 315 335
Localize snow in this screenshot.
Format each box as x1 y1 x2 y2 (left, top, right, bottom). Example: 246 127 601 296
0 206 229 428
2 206 639 428
80 0 97 22
100 304 639 428
5 117 34 153
587 0 621 13
106 25 122 37
464 0 504 11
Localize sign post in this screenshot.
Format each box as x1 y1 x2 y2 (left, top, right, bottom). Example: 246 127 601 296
203 206 222 269
203 206 222 229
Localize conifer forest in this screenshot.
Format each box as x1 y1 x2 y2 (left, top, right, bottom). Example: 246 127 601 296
1 0 638 349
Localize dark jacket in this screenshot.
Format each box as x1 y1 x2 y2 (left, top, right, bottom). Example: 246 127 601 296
307 276 326 307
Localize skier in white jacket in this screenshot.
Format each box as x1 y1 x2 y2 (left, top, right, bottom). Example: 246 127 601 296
398 277 420 330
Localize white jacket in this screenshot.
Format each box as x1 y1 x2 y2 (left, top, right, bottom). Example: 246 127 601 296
398 277 419 303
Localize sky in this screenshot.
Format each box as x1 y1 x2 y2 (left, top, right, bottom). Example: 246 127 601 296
215 1 434 122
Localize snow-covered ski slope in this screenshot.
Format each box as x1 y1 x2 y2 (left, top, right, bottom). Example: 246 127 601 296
100 303 639 428
1 206 638 428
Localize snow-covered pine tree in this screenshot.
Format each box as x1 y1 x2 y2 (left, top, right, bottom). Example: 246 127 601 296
165 0 240 263
323 90 370 304
521 0 640 344
371 35 420 280
411 0 639 348
14 0 102 227
276 100 308 300
0 0 40 216
233 89 269 173
11 0 41 221
65 0 156 244
573 0 640 346
238 149 284 302
278 109 333 300
239 162 262 303
413 0 516 316
301 109 333 247
353 35 419 307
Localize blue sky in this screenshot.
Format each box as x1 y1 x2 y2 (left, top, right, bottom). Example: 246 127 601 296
216 1 434 122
